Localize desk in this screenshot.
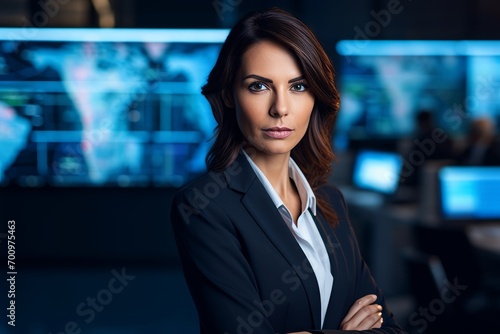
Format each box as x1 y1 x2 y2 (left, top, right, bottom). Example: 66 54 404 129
345 197 500 297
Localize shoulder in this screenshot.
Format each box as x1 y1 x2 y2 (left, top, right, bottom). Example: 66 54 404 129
170 170 238 237
172 153 254 209
316 183 346 201
172 169 230 211
316 183 349 217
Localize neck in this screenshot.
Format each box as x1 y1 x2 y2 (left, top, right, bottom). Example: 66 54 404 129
244 148 293 200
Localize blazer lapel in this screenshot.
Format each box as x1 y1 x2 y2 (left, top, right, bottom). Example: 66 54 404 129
224 153 322 329
311 207 350 328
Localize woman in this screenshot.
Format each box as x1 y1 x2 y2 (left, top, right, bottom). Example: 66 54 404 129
171 8 403 334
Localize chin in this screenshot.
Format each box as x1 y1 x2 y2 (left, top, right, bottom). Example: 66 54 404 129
252 141 298 156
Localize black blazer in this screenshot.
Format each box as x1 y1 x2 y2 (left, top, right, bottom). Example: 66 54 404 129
171 153 403 334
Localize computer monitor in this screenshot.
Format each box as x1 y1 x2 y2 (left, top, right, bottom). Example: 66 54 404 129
0 28 229 187
352 150 403 195
439 166 500 221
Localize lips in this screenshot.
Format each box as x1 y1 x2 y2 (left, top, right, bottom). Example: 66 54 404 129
262 127 293 139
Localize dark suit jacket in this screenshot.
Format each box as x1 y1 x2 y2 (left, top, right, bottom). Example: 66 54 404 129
171 153 403 334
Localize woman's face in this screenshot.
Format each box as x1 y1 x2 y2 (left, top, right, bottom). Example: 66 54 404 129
232 40 315 159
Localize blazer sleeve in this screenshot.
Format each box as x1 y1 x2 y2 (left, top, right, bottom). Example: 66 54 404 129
171 189 277 334
311 187 404 334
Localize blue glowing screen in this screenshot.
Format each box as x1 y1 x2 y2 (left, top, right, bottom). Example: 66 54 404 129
335 40 500 145
0 28 229 187
439 166 500 220
352 150 403 194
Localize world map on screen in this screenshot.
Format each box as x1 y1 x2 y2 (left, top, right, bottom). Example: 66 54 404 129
0 36 221 187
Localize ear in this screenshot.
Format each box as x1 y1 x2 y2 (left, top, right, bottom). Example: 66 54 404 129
222 89 235 109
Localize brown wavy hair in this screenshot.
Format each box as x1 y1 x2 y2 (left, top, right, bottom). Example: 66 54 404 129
201 8 341 226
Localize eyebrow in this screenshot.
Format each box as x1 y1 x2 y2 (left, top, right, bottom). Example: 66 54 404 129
242 74 305 83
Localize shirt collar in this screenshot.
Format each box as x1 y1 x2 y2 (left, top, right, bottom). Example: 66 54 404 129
242 149 317 216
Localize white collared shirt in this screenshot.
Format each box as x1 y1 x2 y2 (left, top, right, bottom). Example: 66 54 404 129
242 150 334 328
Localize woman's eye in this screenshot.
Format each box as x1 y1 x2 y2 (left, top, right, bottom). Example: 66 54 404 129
248 82 267 91
291 83 308 91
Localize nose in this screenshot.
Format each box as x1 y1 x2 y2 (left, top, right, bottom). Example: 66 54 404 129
269 89 289 118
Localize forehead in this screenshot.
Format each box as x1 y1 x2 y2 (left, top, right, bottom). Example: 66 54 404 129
238 40 303 77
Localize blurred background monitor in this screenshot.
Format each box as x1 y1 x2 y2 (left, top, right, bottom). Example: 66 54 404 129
352 150 403 195
439 166 500 221
334 40 500 150
0 28 229 187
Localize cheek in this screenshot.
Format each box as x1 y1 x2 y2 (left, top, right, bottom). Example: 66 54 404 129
297 100 315 130
235 94 268 131
299 114 312 137
234 96 258 137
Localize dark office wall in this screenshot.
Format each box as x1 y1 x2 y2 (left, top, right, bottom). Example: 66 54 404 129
133 0 500 41
132 0 500 73
0 187 180 265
